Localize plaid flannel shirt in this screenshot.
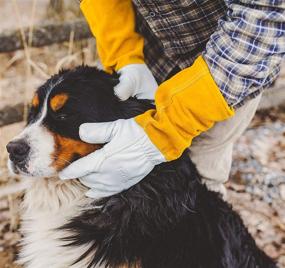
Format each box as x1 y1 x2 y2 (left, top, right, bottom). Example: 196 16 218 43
133 0 285 108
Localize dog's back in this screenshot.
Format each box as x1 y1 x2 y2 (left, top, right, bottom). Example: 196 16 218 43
62 153 276 268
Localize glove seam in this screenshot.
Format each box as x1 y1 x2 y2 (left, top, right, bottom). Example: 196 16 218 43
157 58 208 109
142 65 233 129
137 136 163 165
139 70 208 134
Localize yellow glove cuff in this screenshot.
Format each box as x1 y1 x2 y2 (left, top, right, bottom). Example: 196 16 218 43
81 0 144 73
135 56 235 161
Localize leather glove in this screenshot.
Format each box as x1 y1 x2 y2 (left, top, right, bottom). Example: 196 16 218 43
59 118 165 199
114 64 158 100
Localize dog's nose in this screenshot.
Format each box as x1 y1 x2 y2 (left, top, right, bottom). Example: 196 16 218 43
6 140 30 163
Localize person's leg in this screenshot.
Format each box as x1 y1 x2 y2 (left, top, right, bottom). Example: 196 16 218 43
189 95 262 198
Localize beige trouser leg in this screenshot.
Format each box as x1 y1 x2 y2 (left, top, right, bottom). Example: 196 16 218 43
189 95 262 197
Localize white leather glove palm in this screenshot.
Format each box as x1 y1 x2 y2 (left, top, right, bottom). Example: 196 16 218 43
114 64 158 100
59 119 166 199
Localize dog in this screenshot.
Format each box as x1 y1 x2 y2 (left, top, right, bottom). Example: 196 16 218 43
6 66 276 268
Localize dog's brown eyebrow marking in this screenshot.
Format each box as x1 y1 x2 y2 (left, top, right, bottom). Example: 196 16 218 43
50 93 69 111
31 93 39 108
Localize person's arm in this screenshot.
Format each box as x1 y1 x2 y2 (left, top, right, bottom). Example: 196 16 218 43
81 0 158 100
136 0 285 160
203 0 285 107
80 0 144 73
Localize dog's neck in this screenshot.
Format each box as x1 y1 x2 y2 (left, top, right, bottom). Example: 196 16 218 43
19 178 96 268
22 177 88 213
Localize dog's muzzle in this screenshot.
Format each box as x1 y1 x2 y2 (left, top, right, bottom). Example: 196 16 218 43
6 139 30 171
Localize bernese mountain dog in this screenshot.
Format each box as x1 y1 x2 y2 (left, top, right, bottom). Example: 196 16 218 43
6 66 276 268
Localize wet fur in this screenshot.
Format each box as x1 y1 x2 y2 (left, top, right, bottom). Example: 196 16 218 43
19 66 275 268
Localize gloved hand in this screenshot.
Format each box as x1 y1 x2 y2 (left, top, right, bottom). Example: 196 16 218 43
59 118 165 199
114 64 158 100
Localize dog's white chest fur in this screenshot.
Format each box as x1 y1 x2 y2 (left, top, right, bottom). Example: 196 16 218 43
18 178 102 268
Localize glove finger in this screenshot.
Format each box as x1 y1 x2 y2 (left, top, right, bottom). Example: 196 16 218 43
82 180 119 193
79 121 118 144
85 188 117 199
81 173 134 198
84 171 148 199
80 173 117 188
59 149 105 180
114 77 133 101
136 81 157 100
136 91 155 100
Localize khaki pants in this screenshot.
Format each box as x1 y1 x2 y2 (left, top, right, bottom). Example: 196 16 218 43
189 95 262 197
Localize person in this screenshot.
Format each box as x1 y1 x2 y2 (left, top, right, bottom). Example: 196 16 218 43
59 0 285 199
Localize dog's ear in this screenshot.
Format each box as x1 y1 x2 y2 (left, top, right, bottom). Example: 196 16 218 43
57 68 71 76
74 65 119 83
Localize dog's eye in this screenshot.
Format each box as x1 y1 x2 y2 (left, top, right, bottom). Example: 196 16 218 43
57 113 68 120
50 109 74 121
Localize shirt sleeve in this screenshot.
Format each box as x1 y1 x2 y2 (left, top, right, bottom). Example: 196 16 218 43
203 0 285 108
80 0 144 73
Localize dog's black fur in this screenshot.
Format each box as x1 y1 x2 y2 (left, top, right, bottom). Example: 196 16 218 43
31 66 276 268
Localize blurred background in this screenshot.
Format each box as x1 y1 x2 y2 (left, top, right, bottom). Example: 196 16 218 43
0 1 284 267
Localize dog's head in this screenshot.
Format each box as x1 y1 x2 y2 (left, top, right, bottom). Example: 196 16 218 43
6 66 153 177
